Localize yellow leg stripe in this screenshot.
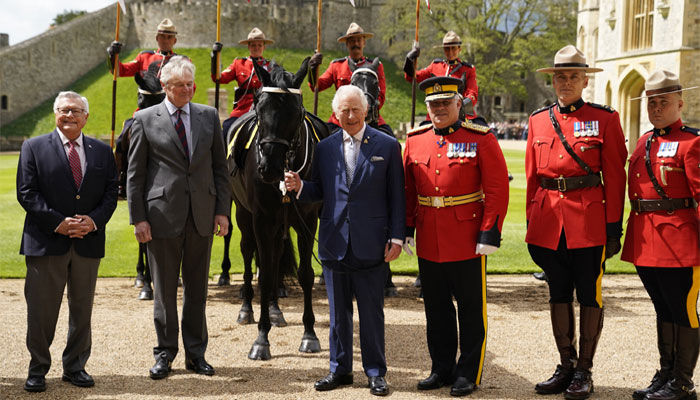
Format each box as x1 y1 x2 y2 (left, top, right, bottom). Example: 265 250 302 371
595 245 605 308
686 266 700 329
475 255 488 385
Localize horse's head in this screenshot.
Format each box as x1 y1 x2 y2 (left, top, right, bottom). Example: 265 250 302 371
349 57 380 124
135 61 166 109
253 57 310 184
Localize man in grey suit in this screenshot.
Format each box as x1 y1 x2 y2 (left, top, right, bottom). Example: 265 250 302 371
17 91 118 392
127 56 231 380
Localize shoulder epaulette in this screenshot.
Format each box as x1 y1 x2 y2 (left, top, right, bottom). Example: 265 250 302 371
407 124 432 136
462 120 490 134
140 50 155 55
331 57 346 63
681 125 699 135
531 104 553 117
469 116 488 127
588 102 616 113
460 61 474 68
432 58 443 64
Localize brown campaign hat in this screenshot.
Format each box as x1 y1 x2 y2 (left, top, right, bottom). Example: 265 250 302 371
239 27 274 45
420 76 464 102
337 22 374 43
631 70 699 100
156 18 177 35
434 31 462 48
536 45 603 74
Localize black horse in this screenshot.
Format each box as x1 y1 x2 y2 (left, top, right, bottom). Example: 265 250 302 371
227 57 329 360
114 61 166 300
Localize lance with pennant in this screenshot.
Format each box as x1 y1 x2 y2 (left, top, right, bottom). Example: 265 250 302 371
110 0 127 149
312 0 322 114
214 0 222 112
410 0 420 129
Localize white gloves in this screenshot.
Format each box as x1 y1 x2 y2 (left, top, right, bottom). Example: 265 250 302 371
476 243 498 255
403 236 415 256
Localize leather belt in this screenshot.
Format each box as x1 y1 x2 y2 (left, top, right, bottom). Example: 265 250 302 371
540 173 601 192
418 190 483 208
630 198 696 212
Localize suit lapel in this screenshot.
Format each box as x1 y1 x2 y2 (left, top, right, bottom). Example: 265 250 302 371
189 103 202 157
157 102 189 160
354 128 377 182
49 130 76 190
331 132 350 188
82 136 97 188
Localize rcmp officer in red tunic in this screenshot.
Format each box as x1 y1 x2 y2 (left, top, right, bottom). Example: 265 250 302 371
403 31 479 116
107 19 183 92
308 22 392 135
403 76 509 396
622 70 700 400
526 45 627 399
210 27 274 137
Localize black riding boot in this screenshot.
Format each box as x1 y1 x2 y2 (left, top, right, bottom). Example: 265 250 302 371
536 303 577 394
633 321 675 400
647 325 700 400
565 306 603 400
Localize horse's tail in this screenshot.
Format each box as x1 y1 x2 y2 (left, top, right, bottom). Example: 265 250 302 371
279 230 298 282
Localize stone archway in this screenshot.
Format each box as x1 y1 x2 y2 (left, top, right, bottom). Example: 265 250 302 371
618 69 646 151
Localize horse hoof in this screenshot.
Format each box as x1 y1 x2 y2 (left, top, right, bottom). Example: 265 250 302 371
299 337 321 353
277 287 288 298
248 343 271 360
318 276 325 286
134 278 145 289
413 276 422 287
270 312 288 328
217 275 230 286
139 288 153 301
384 286 398 298
237 310 255 325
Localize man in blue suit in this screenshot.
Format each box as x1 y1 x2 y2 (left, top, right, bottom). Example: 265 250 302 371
285 85 405 396
16 91 118 392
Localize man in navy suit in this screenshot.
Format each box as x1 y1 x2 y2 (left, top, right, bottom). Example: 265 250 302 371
16 91 118 392
285 85 405 396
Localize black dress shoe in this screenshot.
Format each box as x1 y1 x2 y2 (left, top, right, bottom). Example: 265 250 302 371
369 376 389 396
186 357 215 376
314 372 353 391
24 375 46 392
62 370 95 387
418 373 450 390
450 377 476 397
149 356 172 380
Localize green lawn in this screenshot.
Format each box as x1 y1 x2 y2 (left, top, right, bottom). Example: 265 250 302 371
0 149 635 278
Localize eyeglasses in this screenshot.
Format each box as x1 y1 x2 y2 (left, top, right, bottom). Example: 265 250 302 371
57 108 86 116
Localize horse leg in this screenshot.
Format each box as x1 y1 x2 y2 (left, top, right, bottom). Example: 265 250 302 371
139 243 154 300
384 263 398 298
218 211 233 286
236 207 256 325
295 216 321 353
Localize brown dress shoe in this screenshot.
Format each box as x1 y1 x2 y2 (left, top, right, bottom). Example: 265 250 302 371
633 370 671 400
646 378 697 400
564 370 594 400
535 364 575 394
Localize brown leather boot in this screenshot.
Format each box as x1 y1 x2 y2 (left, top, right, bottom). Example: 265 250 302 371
564 306 603 400
535 303 577 394
647 325 699 400
633 321 675 400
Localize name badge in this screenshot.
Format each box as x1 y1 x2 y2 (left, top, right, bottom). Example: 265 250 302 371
657 142 679 158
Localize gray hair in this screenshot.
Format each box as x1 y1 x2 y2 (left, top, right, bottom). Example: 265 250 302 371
54 91 89 113
332 85 368 115
160 56 196 85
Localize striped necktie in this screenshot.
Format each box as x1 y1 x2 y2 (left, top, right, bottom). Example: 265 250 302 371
68 140 82 189
175 109 189 160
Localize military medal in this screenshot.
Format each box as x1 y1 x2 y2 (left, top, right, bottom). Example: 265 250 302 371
468 142 477 157
657 142 679 157
446 143 454 158
437 137 446 148
574 122 580 137
458 143 466 158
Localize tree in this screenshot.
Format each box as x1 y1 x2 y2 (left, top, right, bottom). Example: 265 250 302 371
52 10 87 27
379 0 577 119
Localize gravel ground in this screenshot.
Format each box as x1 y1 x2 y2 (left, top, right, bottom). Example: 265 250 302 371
0 274 695 399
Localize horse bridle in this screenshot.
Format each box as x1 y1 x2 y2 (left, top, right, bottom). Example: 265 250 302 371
256 86 306 172
351 68 380 122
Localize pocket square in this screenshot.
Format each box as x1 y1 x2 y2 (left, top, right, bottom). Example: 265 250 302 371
370 156 385 162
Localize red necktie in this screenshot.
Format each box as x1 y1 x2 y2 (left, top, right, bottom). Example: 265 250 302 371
175 109 189 160
68 140 82 189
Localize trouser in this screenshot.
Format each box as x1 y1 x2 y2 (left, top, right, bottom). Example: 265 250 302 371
25 245 100 377
418 256 487 384
148 212 213 361
322 242 387 378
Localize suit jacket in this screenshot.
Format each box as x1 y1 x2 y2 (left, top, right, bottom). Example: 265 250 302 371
300 125 405 262
127 101 231 238
17 130 118 258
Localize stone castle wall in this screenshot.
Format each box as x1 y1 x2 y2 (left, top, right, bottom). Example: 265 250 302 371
0 4 130 129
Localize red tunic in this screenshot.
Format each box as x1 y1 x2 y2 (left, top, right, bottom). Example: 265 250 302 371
525 99 628 250
405 58 478 105
213 57 270 118
310 57 387 126
404 121 510 263
116 50 179 78
621 120 700 267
